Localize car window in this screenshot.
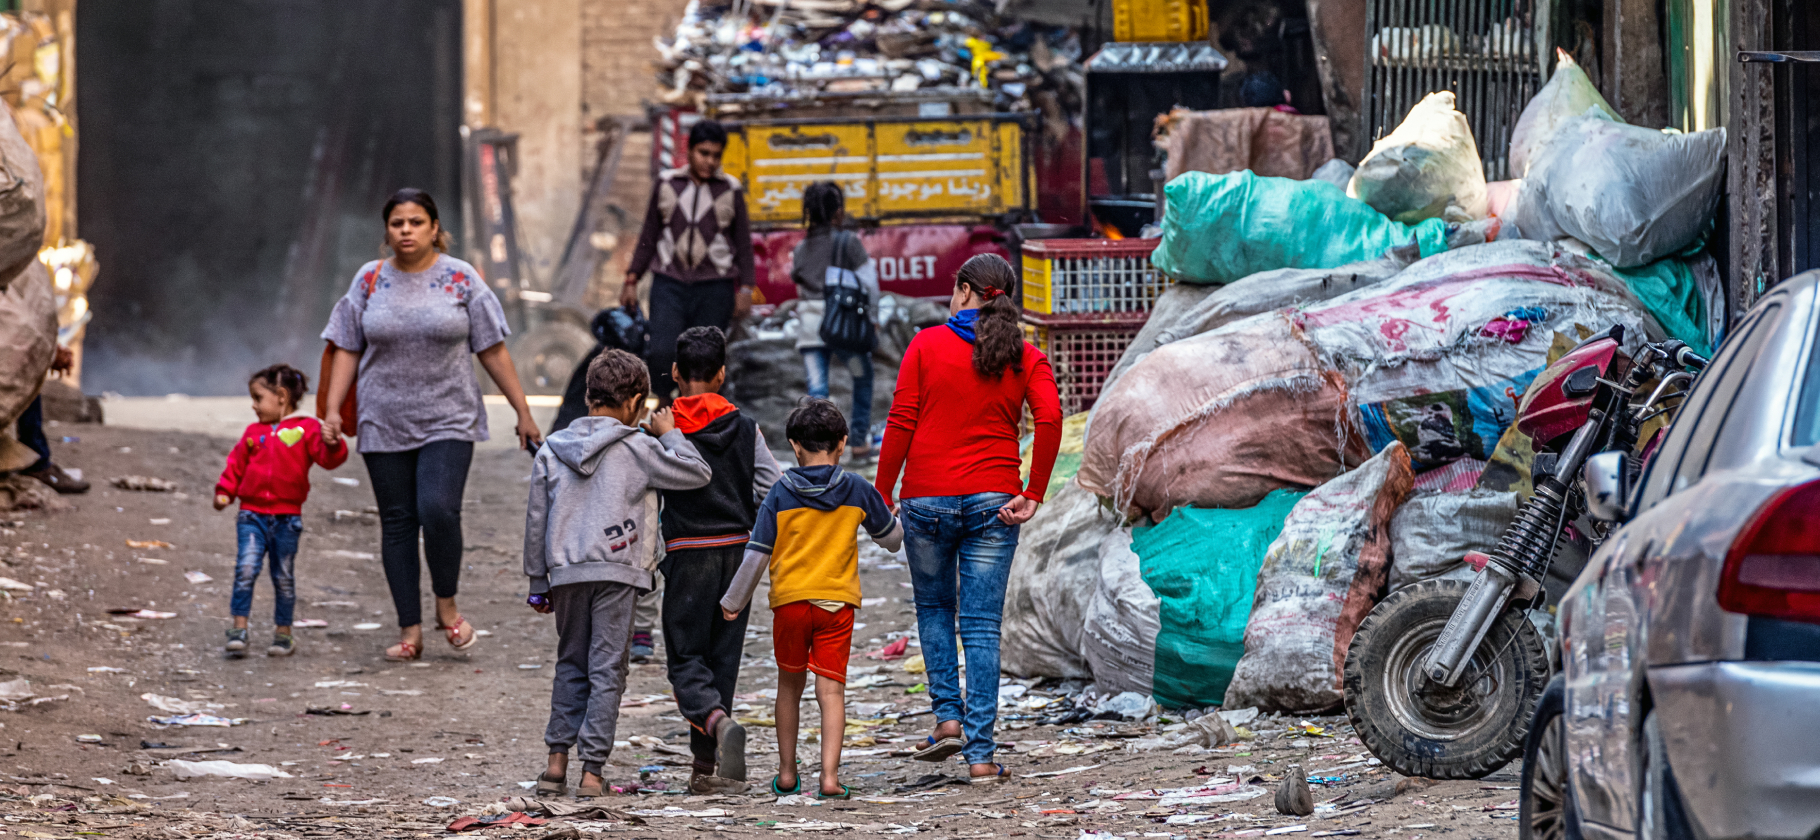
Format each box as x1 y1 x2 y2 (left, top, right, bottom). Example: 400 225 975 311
1636 305 1780 509
1791 308 1820 447
1676 303 1786 487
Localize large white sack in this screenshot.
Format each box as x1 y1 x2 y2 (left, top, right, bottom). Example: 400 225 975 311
0 261 54 460
1388 490 1519 590
0 103 42 294
1509 114 1726 268
1081 525 1159 697
1000 479 1113 680
1509 50 1622 177
1348 91 1489 223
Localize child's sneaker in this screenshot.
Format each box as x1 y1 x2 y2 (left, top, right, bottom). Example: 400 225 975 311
225 628 249 657
267 633 296 657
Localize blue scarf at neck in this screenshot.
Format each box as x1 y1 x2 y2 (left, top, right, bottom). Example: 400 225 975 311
946 308 980 343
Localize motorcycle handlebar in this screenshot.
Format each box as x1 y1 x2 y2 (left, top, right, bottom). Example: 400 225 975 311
1676 345 1710 371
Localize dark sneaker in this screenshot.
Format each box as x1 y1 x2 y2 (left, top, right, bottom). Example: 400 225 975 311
224 628 249 657
21 463 88 494
630 631 654 663
267 633 295 657
713 712 747 781
689 771 749 795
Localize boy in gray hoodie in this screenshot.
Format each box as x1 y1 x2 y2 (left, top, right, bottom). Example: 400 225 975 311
524 348 713 798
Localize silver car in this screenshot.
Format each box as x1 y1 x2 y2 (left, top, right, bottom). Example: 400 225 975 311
1519 271 1820 840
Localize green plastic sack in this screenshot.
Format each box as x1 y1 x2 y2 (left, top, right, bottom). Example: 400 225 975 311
1133 489 1305 708
1152 171 1449 285
1612 255 1710 356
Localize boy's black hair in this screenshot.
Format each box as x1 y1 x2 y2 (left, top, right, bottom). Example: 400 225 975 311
585 348 650 408
675 326 727 383
249 364 309 411
1239 71 1287 108
786 398 847 453
688 119 728 150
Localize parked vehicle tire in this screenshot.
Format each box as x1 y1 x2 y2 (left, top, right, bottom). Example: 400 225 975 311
512 321 596 396
1639 710 1695 840
1520 675 1579 840
1343 578 1549 779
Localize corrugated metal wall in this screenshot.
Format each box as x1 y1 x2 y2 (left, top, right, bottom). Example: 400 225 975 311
1364 0 1545 180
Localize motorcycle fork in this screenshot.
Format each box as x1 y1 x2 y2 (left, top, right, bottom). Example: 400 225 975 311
1421 415 1604 687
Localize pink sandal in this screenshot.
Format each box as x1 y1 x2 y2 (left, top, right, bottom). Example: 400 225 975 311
439 616 478 651
384 640 421 662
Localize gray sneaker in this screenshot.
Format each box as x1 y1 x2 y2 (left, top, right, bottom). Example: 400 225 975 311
267 633 295 657
225 628 249 657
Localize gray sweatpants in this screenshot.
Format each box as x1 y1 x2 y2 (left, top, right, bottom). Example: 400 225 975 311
544 580 639 774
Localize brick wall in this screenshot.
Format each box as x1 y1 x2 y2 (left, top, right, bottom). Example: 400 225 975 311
582 0 689 304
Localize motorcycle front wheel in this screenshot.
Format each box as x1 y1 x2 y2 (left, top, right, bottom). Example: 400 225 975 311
1342 578 1549 780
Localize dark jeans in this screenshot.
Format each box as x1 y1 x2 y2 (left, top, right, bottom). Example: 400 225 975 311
15 396 48 471
900 492 1021 765
545 580 638 776
362 440 473 628
802 348 874 445
231 511 301 627
647 273 737 401
661 546 750 771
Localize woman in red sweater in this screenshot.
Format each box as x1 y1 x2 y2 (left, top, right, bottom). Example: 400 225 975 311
875 254 1062 782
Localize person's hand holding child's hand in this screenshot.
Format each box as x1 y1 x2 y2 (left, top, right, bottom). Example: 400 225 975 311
721 607 739 622
648 406 676 436
214 493 232 511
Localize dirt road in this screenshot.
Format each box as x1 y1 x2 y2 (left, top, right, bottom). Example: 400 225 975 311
0 424 1522 839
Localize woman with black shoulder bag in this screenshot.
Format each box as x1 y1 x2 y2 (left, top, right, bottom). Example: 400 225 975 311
789 181 879 462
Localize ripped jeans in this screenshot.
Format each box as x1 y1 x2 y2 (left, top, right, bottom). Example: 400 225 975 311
231 511 301 627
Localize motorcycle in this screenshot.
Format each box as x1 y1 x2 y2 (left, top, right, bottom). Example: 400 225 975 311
1341 326 1709 779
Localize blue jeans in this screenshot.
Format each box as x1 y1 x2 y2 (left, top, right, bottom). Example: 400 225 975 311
232 511 301 627
900 492 1021 764
801 348 874 445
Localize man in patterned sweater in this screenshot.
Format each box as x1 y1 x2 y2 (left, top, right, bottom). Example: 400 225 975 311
624 119 756 403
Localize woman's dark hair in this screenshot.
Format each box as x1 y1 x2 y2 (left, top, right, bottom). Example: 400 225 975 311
954 253 1024 379
585 348 650 409
786 398 848 453
250 364 309 411
382 187 450 253
688 119 728 150
802 181 845 229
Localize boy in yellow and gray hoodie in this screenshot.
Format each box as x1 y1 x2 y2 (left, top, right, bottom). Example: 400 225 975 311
720 399 901 800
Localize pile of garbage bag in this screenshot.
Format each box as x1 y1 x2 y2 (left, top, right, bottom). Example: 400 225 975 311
654 0 1083 115
1003 69 1736 713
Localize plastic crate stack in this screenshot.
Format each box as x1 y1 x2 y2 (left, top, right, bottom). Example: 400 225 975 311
1020 238 1173 415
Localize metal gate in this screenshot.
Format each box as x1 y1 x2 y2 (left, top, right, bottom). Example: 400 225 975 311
1364 0 1546 181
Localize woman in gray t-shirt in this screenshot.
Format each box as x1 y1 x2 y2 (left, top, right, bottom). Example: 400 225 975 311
320 188 544 662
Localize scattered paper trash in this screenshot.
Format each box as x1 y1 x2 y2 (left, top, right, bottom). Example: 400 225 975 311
168 759 292 780
149 713 244 727
0 677 33 701
412 757 444 764
137 557 169 565
423 796 462 807
1022 764 1104 778
0 577 33 591
88 666 126 673
76 734 103 743
110 476 177 492
294 619 329 628
183 571 214 584
322 550 377 561
148 518 172 525
352 623 382 631
110 608 176 619
126 539 172 549
92 777 115 785
143 693 223 713
517 664 541 670
332 477 360 487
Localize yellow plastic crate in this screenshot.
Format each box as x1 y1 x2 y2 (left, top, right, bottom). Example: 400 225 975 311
1112 0 1208 43
1020 238 1172 317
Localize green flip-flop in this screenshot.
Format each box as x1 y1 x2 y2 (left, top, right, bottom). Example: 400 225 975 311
816 783 853 800
770 774 802 797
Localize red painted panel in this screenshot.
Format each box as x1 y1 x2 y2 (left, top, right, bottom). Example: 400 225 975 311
752 224 1008 304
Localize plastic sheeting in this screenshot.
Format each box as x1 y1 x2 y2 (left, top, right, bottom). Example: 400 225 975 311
1081 527 1159 697
999 479 1114 680
1224 444 1414 713
1387 490 1518 591
1509 114 1726 268
1508 50 1621 178
1159 107 1337 182
1348 91 1489 223
1078 313 1372 520
1135 490 1305 709
1150 171 1448 285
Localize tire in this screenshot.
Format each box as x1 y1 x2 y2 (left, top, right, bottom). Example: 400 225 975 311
1342 578 1550 779
1639 711 1695 840
1520 675 1580 840
513 322 597 396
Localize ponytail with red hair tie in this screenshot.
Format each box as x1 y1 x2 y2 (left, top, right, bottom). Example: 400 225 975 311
979 285 1006 300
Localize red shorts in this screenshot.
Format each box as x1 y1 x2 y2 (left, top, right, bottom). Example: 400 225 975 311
772 601 854 683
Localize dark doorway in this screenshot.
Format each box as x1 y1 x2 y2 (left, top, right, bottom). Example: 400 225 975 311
1781 0 1820 278
77 1 462 395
